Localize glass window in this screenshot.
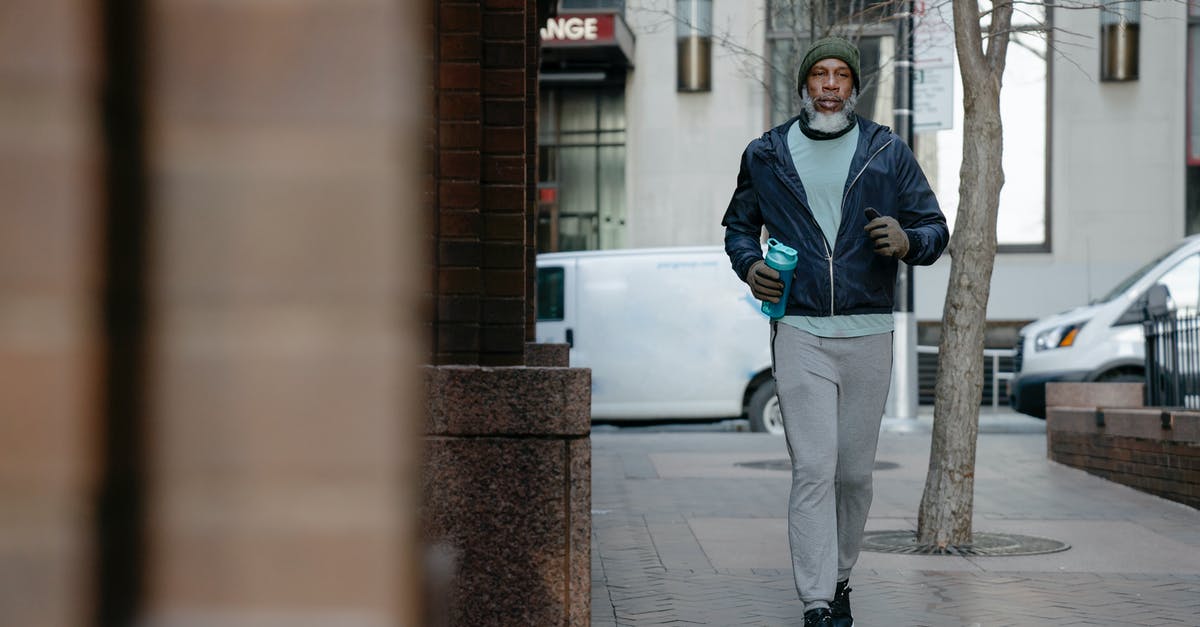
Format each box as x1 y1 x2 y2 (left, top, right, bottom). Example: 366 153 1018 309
676 0 713 91
539 86 627 252
1099 0 1141 81
995 29 1047 249
1158 254 1200 312
1096 242 1182 304
768 0 891 33
767 36 896 127
537 267 566 321
764 0 896 127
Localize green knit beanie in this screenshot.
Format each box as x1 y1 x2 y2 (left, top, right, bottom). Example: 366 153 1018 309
797 36 861 95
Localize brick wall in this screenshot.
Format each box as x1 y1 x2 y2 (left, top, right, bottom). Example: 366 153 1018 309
525 0 540 344
1046 383 1200 510
1048 427 1200 508
429 0 534 366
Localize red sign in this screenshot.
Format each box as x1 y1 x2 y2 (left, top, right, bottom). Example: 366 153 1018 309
540 14 615 45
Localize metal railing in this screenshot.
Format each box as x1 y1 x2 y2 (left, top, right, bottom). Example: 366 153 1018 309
917 345 1015 409
1144 295 1200 409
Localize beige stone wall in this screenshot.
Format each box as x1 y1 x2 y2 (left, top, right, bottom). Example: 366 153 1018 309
140 1 424 625
0 1 427 624
0 2 102 625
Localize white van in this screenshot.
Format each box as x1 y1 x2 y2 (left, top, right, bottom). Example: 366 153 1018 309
535 246 783 432
1010 234 1200 417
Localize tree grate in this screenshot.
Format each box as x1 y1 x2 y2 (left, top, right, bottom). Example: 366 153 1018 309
860 530 1071 556
735 459 899 472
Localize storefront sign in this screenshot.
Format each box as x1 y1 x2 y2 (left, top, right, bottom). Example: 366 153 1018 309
913 0 955 132
540 14 616 45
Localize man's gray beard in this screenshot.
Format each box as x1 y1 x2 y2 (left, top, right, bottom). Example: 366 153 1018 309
801 87 858 134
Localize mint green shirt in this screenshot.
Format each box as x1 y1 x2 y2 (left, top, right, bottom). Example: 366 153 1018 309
780 120 893 338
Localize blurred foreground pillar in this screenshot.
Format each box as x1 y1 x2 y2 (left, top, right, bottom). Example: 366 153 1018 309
137 1 424 625
0 3 101 626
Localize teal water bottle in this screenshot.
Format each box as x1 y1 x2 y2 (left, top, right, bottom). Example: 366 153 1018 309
761 238 798 319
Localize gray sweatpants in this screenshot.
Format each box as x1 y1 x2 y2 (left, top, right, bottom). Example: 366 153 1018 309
771 323 892 605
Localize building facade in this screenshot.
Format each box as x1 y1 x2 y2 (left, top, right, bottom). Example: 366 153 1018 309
535 0 1197 328
953 0 1193 322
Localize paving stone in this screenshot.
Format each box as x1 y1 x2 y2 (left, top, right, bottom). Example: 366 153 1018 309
593 420 1200 625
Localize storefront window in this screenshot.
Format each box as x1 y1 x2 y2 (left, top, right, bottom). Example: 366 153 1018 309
538 86 627 252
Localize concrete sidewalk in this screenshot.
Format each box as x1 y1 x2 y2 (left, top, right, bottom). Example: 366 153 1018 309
591 410 1200 626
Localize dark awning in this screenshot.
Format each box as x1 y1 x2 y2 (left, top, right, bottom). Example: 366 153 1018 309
539 12 635 82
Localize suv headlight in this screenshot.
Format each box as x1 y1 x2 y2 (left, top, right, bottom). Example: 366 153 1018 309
1034 321 1087 351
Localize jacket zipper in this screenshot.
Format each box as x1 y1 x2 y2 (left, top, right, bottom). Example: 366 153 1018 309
826 245 834 315
828 138 894 315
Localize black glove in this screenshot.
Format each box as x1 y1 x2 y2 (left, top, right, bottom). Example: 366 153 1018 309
864 208 910 258
746 260 785 303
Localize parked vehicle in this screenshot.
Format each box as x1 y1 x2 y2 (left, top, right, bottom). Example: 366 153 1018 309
1010 235 1200 418
535 247 782 432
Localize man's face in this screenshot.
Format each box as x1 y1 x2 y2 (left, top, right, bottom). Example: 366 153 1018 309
805 58 854 113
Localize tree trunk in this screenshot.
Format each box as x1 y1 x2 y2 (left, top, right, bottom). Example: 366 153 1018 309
917 0 1011 548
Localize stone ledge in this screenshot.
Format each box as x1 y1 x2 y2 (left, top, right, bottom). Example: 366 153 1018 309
1047 406 1200 442
424 365 590 436
1102 409 1200 441
1046 382 1143 409
1045 407 1097 434
525 342 570 367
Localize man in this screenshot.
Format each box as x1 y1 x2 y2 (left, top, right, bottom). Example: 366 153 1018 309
721 37 948 627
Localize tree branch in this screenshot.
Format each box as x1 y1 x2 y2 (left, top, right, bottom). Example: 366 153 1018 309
1009 31 1046 60
952 0 989 82
985 0 1014 75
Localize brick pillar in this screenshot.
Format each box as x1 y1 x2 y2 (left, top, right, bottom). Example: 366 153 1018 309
424 3 590 626
0 3 102 626
525 0 540 343
479 0 529 366
431 0 528 367
138 1 423 624
433 0 486 365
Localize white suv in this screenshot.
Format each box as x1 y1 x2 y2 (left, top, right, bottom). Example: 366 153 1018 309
1010 235 1200 417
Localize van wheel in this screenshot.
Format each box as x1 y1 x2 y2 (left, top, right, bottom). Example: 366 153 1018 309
749 381 785 435
1096 369 1144 383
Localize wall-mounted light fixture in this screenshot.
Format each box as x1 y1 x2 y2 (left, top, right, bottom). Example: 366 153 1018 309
1100 0 1140 81
676 0 712 92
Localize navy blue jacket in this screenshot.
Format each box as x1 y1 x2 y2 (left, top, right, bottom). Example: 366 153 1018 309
722 115 949 316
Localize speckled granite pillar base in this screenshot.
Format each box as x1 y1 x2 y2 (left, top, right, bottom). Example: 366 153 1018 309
424 365 591 626
525 342 570 367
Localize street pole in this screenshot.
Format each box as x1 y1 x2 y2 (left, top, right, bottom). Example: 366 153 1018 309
886 0 920 424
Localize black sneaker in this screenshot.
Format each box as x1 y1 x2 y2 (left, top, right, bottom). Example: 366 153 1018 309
830 580 853 627
804 607 834 627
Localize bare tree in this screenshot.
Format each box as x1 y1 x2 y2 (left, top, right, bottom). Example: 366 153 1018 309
917 0 1014 550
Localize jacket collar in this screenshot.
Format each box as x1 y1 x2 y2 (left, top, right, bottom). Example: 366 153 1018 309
754 114 898 231
759 114 892 167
